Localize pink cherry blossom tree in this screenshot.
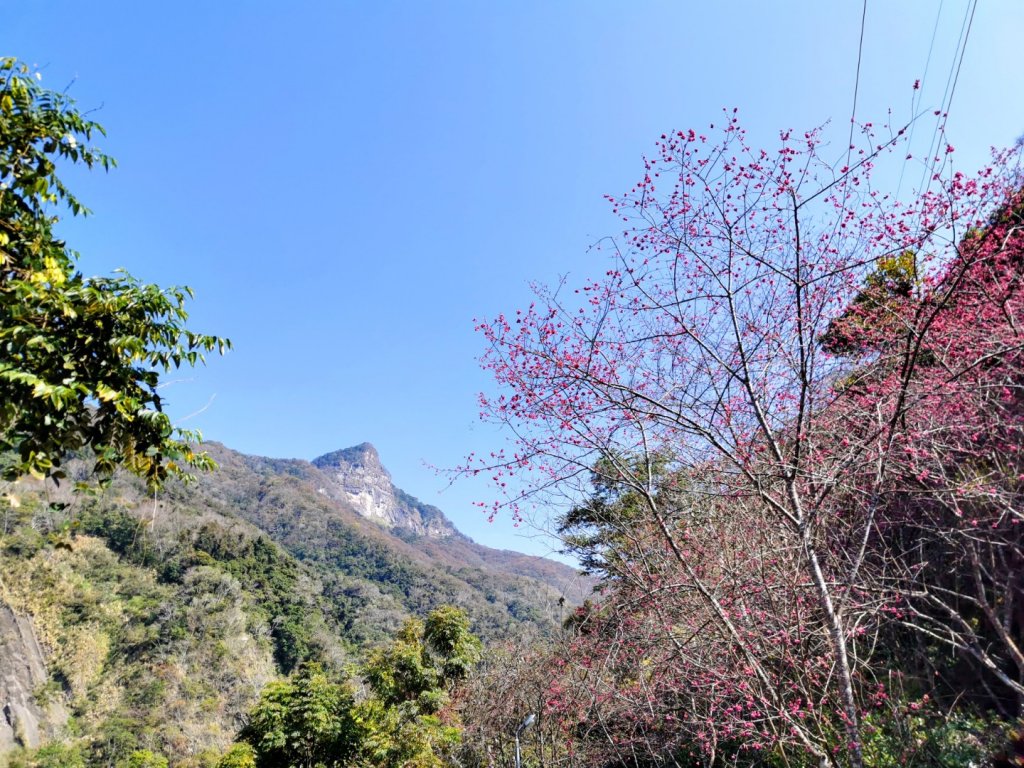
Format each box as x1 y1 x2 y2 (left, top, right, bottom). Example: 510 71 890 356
465 110 1023 765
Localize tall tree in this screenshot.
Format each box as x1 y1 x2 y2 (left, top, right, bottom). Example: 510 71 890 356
239 607 479 768
240 663 359 768
0 57 228 488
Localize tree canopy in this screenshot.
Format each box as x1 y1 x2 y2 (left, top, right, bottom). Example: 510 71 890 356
0 57 228 488
237 606 479 768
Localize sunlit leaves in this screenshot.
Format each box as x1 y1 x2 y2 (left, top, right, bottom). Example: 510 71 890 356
239 607 478 768
0 57 230 488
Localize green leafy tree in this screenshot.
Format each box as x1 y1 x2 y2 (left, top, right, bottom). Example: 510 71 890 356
364 606 481 713
239 607 479 768
216 743 257 768
558 454 673 580
364 618 439 710
354 698 460 768
356 607 479 766
422 604 482 688
117 751 169 768
240 662 360 768
0 57 229 488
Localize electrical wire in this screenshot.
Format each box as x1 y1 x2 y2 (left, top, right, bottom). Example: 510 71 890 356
846 0 869 172
895 0 945 200
917 0 978 198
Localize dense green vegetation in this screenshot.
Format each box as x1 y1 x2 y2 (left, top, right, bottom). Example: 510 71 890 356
0 446 573 767
233 606 479 768
196 446 570 646
1 500 277 766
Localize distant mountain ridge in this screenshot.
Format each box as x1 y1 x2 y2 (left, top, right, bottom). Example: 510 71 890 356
199 441 592 630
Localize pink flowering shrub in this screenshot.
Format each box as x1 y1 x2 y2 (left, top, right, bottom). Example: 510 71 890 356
464 112 1023 766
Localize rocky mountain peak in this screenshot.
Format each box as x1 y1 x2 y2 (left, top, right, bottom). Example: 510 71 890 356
313 442 385 473
311 444 456 539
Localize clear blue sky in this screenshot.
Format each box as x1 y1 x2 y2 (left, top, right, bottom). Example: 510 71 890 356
6 2 1023 558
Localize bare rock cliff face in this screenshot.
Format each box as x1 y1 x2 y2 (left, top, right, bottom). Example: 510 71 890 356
312 443 458 539
0 603 67 752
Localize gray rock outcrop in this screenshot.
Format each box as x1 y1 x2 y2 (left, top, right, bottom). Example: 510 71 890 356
312 443 458 539
0 603 67 753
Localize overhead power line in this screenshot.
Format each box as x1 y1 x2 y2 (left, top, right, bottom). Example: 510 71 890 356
895 0 946 200
917 0 979 198
846 0 869 171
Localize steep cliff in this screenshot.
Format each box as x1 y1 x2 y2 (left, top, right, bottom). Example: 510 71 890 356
311 443 458 539
0 603 67 752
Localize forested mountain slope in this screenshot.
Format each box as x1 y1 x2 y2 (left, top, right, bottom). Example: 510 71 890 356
0 441 587 766
195 441 588 642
